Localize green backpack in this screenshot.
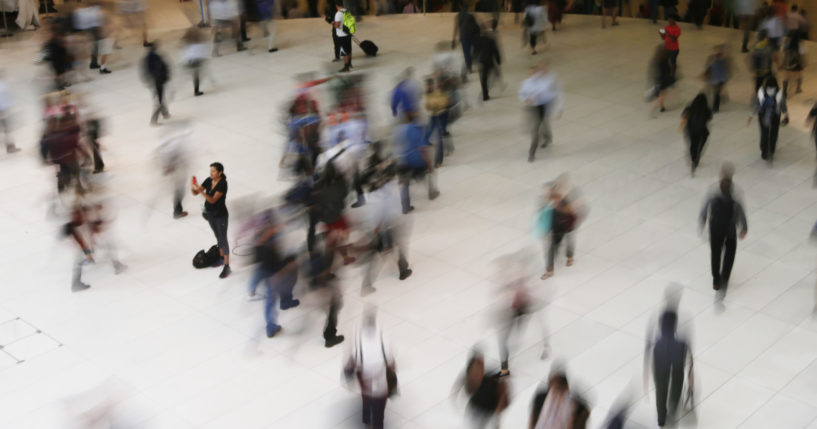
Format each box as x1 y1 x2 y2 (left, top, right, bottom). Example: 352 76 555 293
342 10 356 34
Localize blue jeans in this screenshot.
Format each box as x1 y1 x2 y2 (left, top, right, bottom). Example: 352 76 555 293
263 265 298 332
425 112 449 166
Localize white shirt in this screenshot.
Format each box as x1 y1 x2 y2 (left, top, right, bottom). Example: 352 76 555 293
761 16 785 39
524 5 547 32
735 0 756 16
432 51 458 76
0 80 11 112
335 10 349 37
183 43 210 62
367 180 401 229
519 71 564 113
210 0 240 20
73 6 102 30
352 326 393 398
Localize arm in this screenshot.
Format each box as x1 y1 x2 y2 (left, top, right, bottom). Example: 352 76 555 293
201 190 224 205
699 196 711 233
420 146 434 172
736 201 748 238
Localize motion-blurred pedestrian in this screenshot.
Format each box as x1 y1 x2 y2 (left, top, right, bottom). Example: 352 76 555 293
141 43 171 126
680 93 712 175
519 61 563 162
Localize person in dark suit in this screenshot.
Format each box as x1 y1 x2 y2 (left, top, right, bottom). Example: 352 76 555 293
699 163 748 301
474 22 502 101
141 42 171 125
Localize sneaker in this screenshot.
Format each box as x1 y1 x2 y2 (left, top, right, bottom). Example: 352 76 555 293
399 269 413 281
351 197 365 208
325 335 345 348
6 145 20 154
280 299 300 310
237 45 247 52
266 324 282 338
173 211 188 219
332 58 341 62
528 155 535 163
340 66 351 73
89 62 100 69
219 265 231 278
72 282 91 292
360 285 376 297
402 206 415 214
194 91 204 97
268 48 279 53
99 67 111 74
143 41 153 47
241 37 251 42
429 190 440 200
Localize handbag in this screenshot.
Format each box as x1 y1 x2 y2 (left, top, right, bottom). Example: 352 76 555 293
534 205 553 238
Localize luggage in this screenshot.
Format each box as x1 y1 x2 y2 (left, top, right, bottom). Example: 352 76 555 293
354 38 378 57
193 245 221 268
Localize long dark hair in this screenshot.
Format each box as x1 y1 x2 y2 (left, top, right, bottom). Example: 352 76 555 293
687 92 711 120
210 162 226 179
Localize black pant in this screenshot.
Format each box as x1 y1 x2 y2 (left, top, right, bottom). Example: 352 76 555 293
362 395 387 429
711 82 724 112
189 60 203 94
710 229 736 289
173 181 185 215
206 214 230 256
759 118 780 159
687 129 708 168
323 290 342 340
332 28 340 60
547 231 574 271
654 366 684 427
667 50 679 78
478 63 496 101
151 82 169 123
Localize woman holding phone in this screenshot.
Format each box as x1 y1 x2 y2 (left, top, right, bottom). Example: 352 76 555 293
192 162 231 278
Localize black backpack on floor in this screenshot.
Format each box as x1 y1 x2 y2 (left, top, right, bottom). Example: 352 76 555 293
193 245 221 268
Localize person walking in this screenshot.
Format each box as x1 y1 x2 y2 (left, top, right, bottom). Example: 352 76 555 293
519 61 563 162
699 163 747 299
358 142 413 296
748 30 777 96
334 0 354 72
474 22 502 102
601 0 619 28
528 369 591 429
452 3 481 80
749 76 788 162
343 307 397 429
424 77 452 167
660 14 681 79
254 0 279 52
541 177 584 280
735 0 755 51
523 0 547 55
142 43 171 126
680 93 712 175
644 310 693 428
182 27 209 97
156 121 192 219
780 30 804 95
648 44 675 114
703 44 731 113
191 162 232 278
451 351 510 429
393 113 440 214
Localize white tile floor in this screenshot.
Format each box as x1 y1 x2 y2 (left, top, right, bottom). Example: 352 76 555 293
1 9 817 429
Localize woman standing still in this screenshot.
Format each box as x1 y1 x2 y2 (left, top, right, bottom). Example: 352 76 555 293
192 162 231 278
680 93 712 176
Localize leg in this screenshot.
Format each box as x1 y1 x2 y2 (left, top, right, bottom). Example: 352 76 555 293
266 19 277 51
721 235 737 291
362 395 373 426
426 169 439 199
769 119 780 159
173 178 186 217
667 368 685 423
547 232 564 272
248 265 270 296
361 247 382 292
479 65 490 101
653 369 671 427
565 232 575 262
541 109 553 146
323 289 343 344
264 281 281 336
709 230 723 287
400 177 412 213
528 105 543 160
712 82 722 112
193 65 202 95
371 396 387 429
461 38 473 72
759 122 769 159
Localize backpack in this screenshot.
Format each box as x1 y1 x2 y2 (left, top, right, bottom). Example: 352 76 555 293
342 9 356 34
193 245 221 268
758 93 778 125
523 11 534 27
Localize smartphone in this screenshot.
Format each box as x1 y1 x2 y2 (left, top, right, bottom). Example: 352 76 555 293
191 176 198 186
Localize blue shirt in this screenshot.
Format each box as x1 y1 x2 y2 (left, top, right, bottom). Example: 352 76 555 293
391 80 418 118
287 115 320 154
393 123 430 168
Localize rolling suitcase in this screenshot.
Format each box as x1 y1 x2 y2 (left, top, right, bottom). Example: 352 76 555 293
354 37 378 57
